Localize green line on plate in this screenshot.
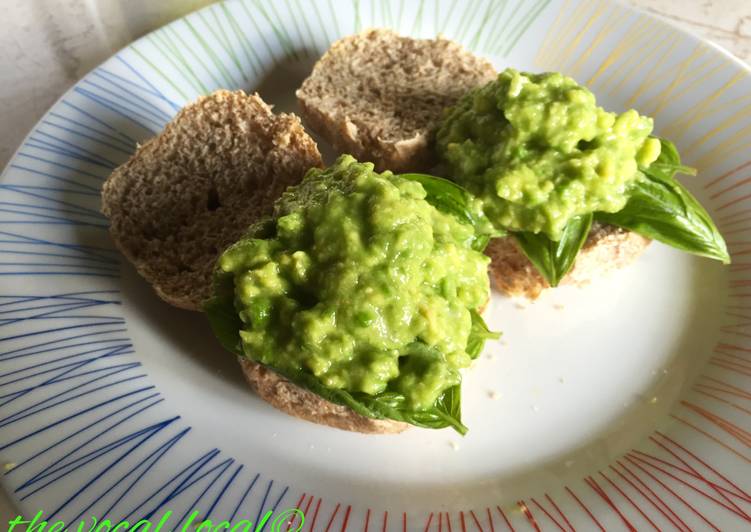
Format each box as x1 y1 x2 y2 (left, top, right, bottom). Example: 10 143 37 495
469 0 497 51
184 18 238 88
396 0 406 31
221 2 263 78
311 0 333 45
478 0 507 53
453 0 479 43
292 0 322 53
383 0 393 29
255 0 300 60
485 0 522 53
205 7 249 82
168 24 223 91
283 0 311 56
498 0 551 57
411 0 426 35
328 0 342 36
129 44 190 101
440 0 459 37
354 0 362 32
149 30 207 96
239 0 279 66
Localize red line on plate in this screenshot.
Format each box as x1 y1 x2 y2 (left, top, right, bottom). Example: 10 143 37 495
309 499 322 532
485 508 495 532
633 449 751 519
624 455 720 531
324 503 341 532
655 430 751 500
516 501 540 532
670 414 751 463
710 173 751 199
598 471 660 531
495 507 514 532
402 512 407 532
705 159 751 189
340 506 352 532
468 510 483 532
584 476 636 531
680 400 751 446
610 462 686 531
459 511 466 532
438 512 443 532
287 493 306 532
529 498 567 531
714 353 751 372
718 192 751 212
445 512 453 532
695 388 751 416
382 512 388 532
364 509 371 532
709 359 751 377
717 342 751 353
699 376 751 400
564 487 604 531
545 494 574 532
696 382 751 402
423 513 434 532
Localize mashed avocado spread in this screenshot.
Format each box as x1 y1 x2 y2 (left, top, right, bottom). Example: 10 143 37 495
215 155 491 412
437 68 662 240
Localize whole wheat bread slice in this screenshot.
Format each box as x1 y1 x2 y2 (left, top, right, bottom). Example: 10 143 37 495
102 90 406 434
102 90 322 310
486 223 651 299
296 29 496 172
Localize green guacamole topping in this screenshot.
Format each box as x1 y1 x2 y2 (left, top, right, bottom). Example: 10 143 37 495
216 155 491 411
437 68 662 240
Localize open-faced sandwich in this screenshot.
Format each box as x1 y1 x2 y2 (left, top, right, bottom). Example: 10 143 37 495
102 29 728 435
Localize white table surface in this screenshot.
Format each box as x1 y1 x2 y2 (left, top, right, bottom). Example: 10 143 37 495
1 0 749 521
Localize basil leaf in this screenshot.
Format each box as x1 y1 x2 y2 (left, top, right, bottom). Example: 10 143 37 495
203 271 243 356
513 213 593 287
274 364 468 434
466 308 500 359
597 138 729 264
399 172 504 251
204 276 469 434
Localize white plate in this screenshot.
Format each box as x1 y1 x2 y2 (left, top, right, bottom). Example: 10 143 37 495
1 0 751 529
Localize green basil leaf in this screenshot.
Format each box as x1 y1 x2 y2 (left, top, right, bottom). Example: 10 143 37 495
513 213 593 287
203 271 243 356
466 308 500 359
399 172 504 251
273 363 468 434
597 138 729 264
204 275 469 434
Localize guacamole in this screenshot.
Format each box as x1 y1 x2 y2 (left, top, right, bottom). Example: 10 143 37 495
216 155 491 411
436 69 662 240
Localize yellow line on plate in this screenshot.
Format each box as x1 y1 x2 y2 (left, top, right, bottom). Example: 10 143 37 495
664 67 744 139
624 36 687 108
645 45 711 116
537 0 595 69
602 19 671 98
534 0 572 67
548 0 608 73
695 116 751 170
586 13 648 87
568 3 624 79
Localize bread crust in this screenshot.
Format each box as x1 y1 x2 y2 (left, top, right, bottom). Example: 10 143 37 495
238 358 408 434
485 222 651 299
102 90 322 310
296 29 496 172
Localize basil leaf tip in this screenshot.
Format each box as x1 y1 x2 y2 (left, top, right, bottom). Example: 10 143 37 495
513 213 593 287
